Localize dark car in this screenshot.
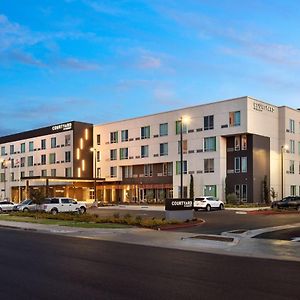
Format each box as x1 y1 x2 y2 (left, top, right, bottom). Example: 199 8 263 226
271 196 300 211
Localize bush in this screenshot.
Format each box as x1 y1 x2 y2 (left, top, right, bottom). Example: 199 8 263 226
226 193 238 204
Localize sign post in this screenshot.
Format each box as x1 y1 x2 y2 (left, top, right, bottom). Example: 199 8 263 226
165 198 194 221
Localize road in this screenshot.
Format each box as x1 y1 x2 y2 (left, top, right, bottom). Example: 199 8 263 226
0 228 300 300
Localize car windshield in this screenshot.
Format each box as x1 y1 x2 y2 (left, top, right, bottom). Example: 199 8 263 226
21 199 32 205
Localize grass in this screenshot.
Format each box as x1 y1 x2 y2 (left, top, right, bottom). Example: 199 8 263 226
225 203 270 208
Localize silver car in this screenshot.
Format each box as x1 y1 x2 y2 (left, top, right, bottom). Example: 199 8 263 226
13 199 37 212
0 201 15 213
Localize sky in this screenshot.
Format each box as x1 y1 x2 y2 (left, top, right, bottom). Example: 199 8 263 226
1 0 300 136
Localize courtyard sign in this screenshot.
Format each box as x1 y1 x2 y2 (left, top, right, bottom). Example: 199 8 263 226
52 122 72 132
253 102 275 113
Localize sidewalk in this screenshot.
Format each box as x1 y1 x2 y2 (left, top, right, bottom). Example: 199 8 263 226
0 219 300 262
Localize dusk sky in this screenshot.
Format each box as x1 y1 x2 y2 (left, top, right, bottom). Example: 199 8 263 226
1 0 300 136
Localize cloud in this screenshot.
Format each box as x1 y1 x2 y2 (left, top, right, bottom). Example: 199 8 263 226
82 0 124 15
55 57 101 70
1 50 44 67
138 55 161 69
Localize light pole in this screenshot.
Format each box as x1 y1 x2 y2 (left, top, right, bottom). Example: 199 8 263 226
90 148 97 206
281 145 288 199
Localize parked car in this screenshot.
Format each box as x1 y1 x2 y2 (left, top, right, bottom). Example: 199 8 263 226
39 197 87 215
13 199 37 212
271 196 300 211
193 196 225 211
0 201 15 212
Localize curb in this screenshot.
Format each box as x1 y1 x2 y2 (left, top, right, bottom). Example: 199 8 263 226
159 219 205 231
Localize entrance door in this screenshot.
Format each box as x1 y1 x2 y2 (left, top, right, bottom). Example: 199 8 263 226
139 189 145 203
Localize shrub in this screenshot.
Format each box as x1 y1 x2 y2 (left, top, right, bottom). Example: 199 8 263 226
226 193 238 204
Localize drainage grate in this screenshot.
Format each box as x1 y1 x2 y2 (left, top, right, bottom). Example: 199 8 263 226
228 229 247 234
189 235 234 242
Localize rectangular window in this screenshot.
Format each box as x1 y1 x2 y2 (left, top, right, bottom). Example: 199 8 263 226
65 135 71 146
204 185 217 197
241 157 247 173
1 146 5 156
21 143 26 153
141 126 150 139
10 172 14 182
178 186 188 198
290 140 295 154
49 153 56 164
290 160 295 174
29 141 34 152
235 184 240 200
41 169 47 177
121 130 128 142
204 137 216 152
291 185 296 196
97 167 101 178
120 148 128 160
163 162 173 176
41 154 46 165
178 140 187 154
229 111 241 127
159 123 168 136
27 156 33 167
110 166 117 178
290 119 295 133
160 143 168 156
10 145 14 155
65 151 71 163
234 157 240 173
21 171 25 178
110 131 118 143
65 167 72 178
204 158 214 173
241 135 247 150
204 115 214 130
21 157 25 167
144 164 153 177
51 137 56 148
97 134 101 145
234 136 240 151
41 139 46 150
0 173 4 182
176 161 187 175
141 145 149 158
51 169 56 177
175 120 187 134
241 184 247 201
124 166 133 178
96 151 101 162
110 149 117 160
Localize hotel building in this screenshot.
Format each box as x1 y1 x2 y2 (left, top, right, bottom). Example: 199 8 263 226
1 96 299 203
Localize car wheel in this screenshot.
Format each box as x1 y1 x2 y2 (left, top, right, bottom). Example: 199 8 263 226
219 204 224 210
79 206 86 214
23 208 29 212
51 208 58 215
206 204 211 212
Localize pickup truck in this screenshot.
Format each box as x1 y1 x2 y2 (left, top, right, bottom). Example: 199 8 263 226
40 197 87 215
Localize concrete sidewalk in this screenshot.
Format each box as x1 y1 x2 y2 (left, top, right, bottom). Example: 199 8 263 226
0 219 299 263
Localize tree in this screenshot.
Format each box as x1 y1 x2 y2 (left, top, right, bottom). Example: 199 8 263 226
263 175 270 204
270 187 278 202
189 174 194 199
30 189 46 217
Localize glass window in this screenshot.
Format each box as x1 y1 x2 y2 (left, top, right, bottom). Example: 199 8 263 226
124 166 133 178
96 151 101 162
21 171 25 178
21 143 26 153
204 137 216 152
65 151 71 163
110 166 117 178
97 134 101 145
235 184 240 200
291 185 296 196
120 148 128 160
204 158 214 173
41 139 46 150
141 126 150 139
241 184 247 201
290 119 295 133
65 135 71 146
21 157 25 167
144 164 153 177
160 143 168 156
141 145 149 158
10 172 14 182
229 111 241 127
96 168 101 178
290 160 295 174
175 120 187 134
178 140 187 154
234 157 240 173
121 130 128 142
51 137 56 148
241 135 247 150
27 156 33 167
176 161 187 174
290 140 295 154
241 157 247 173
204 115 214 130
110 131 118 143
234 136 240 151
163 162 173 176
159 123 168 136
10 145 14 155
65 167 72 178
41 154 46 165
51 169 56 177
204 185 217 197
41 169 47 177
29 141 34 152
110 149 117 160
1 146 5 156
49 153 56 164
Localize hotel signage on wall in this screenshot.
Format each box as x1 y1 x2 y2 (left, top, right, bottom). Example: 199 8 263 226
52 122 72 132
253 102 275 113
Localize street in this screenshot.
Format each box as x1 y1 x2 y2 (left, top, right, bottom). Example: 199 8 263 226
0 228 300 300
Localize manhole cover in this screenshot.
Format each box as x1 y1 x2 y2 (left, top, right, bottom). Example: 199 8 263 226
189 235 234 242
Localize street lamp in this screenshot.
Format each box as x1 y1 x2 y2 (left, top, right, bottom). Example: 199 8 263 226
281 144 288 199
179 116 190 198
90 148 97 206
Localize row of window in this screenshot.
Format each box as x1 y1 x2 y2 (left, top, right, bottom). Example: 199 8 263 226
96 111 241 145
288 160 300 174
288 140 300 155
0 135 71 156
234 157 248 173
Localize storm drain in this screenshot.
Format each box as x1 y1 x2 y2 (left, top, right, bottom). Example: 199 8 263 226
187 235 234 242
228 229 247 234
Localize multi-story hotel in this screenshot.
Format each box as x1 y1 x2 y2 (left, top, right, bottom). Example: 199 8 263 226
1 96 300 203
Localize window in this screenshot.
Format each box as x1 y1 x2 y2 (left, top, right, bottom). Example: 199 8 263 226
241 184 247 201
124 166 133 178
65 167 72 177
110 166 117 178
121 130 128 142
144 164 153 177
49 153 56 164
229 111 241 127
204 158 214 173
21 157 25 167
97 168 101 178
234 136 240 151
11 159 14 168
110 149 117 161
51 169 56 177
41 139 46 150
290 160 295 174
176 161 187 174
163 162 173 176
160 143 168 156
41 154 46 165
204 185 217 197
290 140 295 154
175 120 187 134
41 169 47 177
96 151 101 162
0 173 4 182
97 134 101 145
241 157 247 173
235 184 240 199
291 185 296 196
290 119 295 133
29 141 34 152
65 151 71 163
141 145 149 158
159 123 168 136
110 131 118 143
10 145 14 155
204 137 216 152
21 143 25 153
1 146 5 156
10 172 14 181
177 186 188 198
65 135 71 146
21 171 25 178
234 157 240 173
120 148 128 160
51 137 56 148
178 140 187 154
141 126 150 139
298 142 300 155
204 115 214 130
241 135 247 150
27 156 33 167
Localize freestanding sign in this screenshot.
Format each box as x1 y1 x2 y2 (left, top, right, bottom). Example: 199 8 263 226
165 198 194 221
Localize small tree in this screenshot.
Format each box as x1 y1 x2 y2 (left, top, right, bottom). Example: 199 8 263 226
30 189 46 217
263 175 270 205
189 174 194 199
270 187 278 202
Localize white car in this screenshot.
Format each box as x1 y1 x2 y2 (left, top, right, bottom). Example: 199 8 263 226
0 201 15 212
40 197 87 215
193 197 225 211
